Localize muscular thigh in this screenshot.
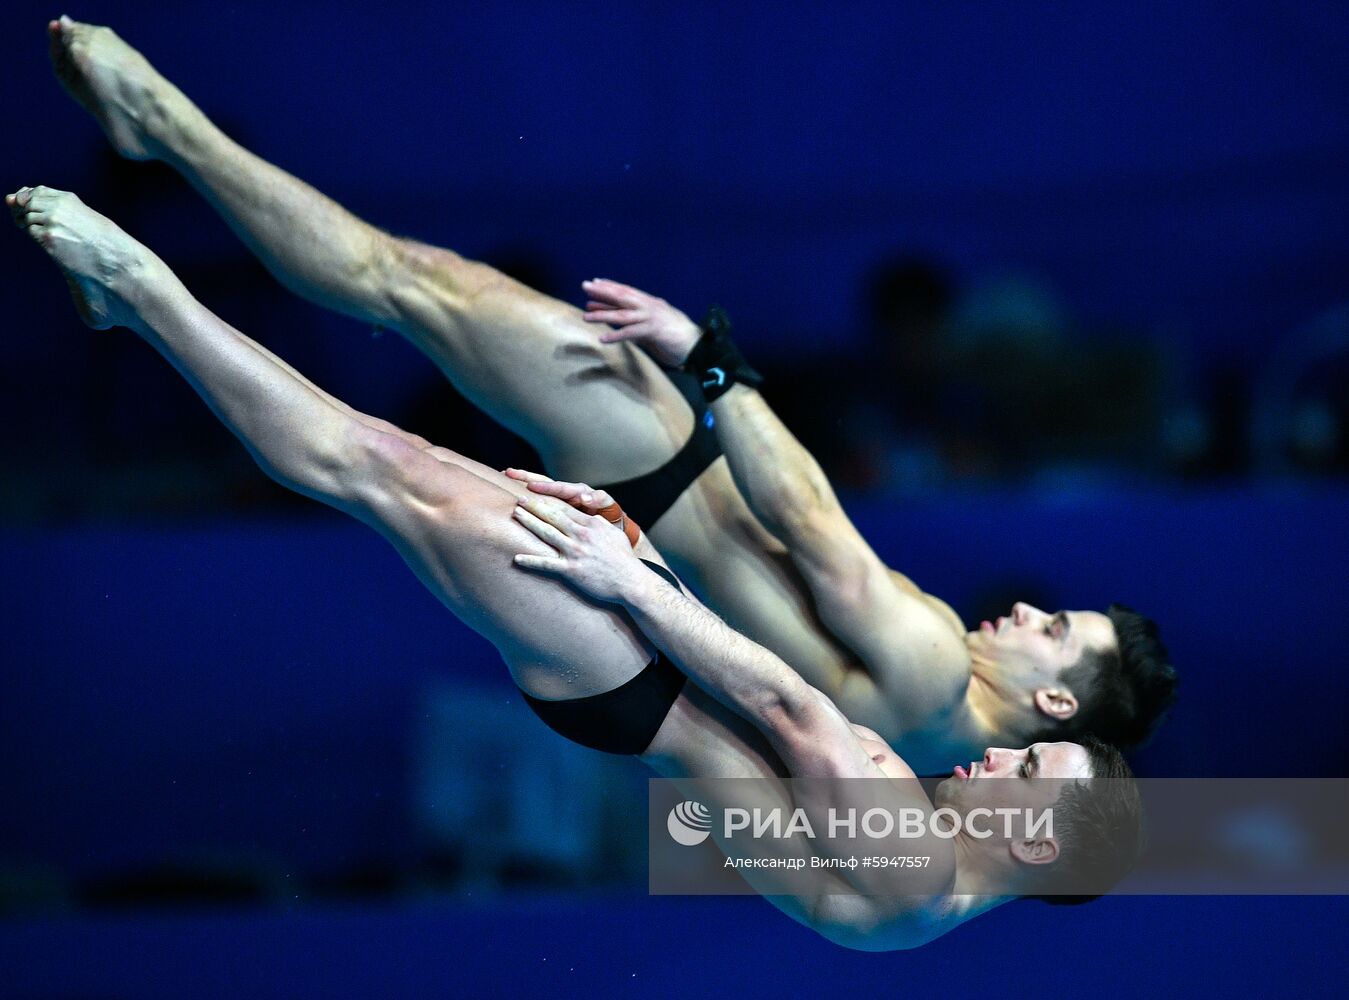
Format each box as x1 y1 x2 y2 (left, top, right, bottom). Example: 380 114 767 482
385 240 695 484
354 430 654 699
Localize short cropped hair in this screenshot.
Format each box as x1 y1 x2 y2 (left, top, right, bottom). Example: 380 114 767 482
1048 604 1177 750
1032 735 1144 905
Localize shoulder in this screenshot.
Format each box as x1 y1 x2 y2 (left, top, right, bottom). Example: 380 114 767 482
886 569 967 638
848 574 970 721
778 687 881 777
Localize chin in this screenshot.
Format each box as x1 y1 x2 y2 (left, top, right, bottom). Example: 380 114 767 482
932 775 957 807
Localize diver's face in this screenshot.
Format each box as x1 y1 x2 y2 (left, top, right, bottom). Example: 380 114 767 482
934 741 1092 812
968 603 1116 708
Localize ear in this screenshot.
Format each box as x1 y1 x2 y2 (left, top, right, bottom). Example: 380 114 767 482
1034 686 1079 721
1010 837 1060 867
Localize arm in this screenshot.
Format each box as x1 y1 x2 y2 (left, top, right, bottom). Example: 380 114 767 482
510 486 875 777
512 481 957 944
579 278 852 545
580 280 969 713
706 384 964 662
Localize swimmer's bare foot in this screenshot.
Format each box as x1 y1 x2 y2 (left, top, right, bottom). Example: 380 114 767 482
7 186 166 330
47 15 189 161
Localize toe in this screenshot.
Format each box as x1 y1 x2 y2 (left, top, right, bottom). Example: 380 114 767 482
28 186 65 214
48 26 73 71
58 18 84 51
28 187 60 213
8 191 36 226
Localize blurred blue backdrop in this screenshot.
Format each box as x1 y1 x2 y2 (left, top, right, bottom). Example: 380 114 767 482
2 1 1347 996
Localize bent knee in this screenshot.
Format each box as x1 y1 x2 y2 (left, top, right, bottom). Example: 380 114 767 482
343 426 460 513
381 237 496 321
382 236 593 345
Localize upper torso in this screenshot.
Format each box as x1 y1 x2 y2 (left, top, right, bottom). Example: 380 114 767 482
646 685 971 951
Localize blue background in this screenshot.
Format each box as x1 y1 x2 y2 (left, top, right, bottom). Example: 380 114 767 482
2 1 1347 996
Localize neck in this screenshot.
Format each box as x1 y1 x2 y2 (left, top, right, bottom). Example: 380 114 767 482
950 833 1020 910
959 642 1026 747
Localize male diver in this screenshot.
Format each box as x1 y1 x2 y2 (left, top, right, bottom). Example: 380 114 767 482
42 17 1175 774
8 183 1142 949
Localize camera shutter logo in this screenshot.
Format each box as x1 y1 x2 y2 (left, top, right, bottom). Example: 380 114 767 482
667 800 713 846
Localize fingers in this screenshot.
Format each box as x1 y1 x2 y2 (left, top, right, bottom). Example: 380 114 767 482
504 467 553 484
507 470 610 514
596 325 653 345
512 553 568 575
582 307 646 327
506 469 601 519
512 504 572 551
582 322 646 345
525 478 585 500
518 491 592 528
581 277 642 307
524 480 615 517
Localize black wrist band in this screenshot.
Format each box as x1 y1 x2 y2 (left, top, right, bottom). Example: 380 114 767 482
682 306 764 402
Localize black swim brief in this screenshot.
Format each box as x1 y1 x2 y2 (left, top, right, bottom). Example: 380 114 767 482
594 369 722 530
518 560 688 755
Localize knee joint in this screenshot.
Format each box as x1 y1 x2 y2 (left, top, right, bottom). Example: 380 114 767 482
347 426 455 512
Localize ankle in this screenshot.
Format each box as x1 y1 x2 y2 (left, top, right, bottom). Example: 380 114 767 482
118 253 180 324
143 86 206 164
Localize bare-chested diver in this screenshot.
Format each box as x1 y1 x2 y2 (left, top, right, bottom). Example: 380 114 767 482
7 183 1142 949
43 17 1175 774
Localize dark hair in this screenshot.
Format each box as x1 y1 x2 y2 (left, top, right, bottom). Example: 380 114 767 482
1031 735 1145 905
1046 604 1177 750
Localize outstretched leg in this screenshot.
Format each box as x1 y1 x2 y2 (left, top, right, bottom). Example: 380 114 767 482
9 185 653 699
48 17 695 486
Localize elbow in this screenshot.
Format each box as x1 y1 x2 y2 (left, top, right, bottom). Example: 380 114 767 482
757 494 808 538
752 687 799 739
758 488 834 543
807 898 895 952
807 900 930 953
758 682 848 761
754 675 816 733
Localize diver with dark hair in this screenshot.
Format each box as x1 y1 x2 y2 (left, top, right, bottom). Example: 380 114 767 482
42 16 1176 775
10 180 1145 947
